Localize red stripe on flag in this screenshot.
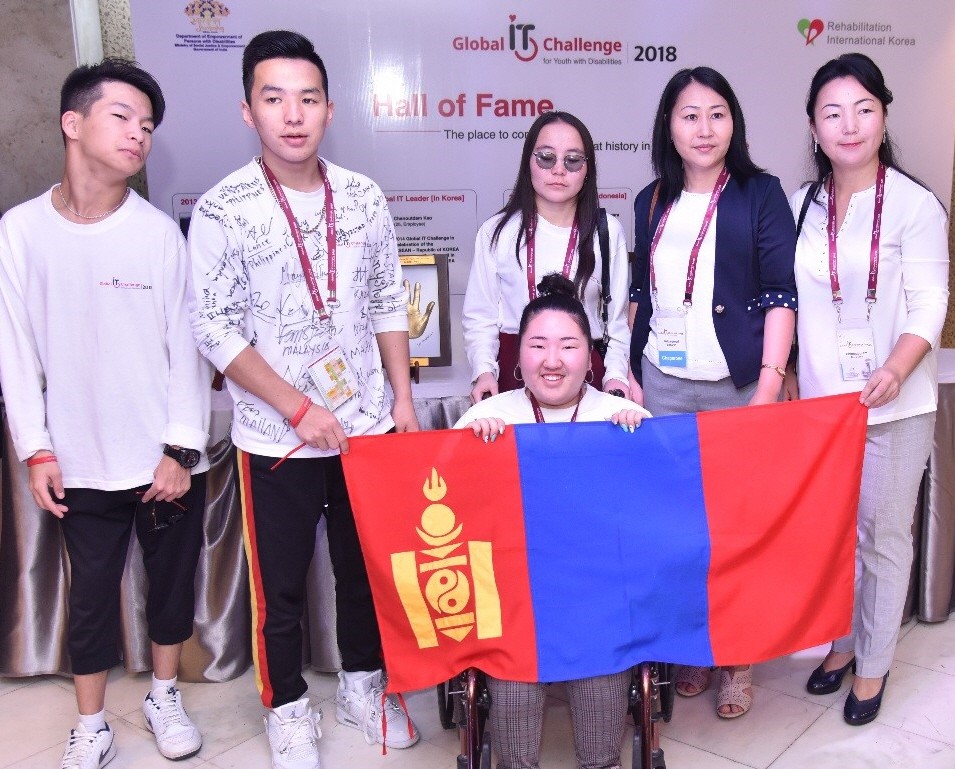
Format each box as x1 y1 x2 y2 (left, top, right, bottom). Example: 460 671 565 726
236 449 275 707
697 394 865 665
343 428 539 692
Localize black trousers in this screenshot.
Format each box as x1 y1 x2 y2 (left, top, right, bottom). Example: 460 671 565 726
235 450 381 709
59 477 206 675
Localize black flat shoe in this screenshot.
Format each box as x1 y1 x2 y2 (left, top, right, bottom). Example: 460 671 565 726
806 657 855 695
843 673 888 726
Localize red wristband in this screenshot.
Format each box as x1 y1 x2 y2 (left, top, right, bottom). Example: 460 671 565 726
289 396 313 428
27 454 58 467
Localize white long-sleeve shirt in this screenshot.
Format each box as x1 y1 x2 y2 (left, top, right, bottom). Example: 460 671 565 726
462 212 631 384
791 168 949 425
0 189 211 489
187 158 407 457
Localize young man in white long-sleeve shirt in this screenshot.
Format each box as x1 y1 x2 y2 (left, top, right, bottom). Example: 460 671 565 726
187 30 419 769
0 60 211 769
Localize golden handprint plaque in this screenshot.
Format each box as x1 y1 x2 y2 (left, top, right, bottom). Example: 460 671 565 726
401 254 451 367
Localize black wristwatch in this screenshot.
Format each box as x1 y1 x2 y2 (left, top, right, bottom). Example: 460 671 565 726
163 444 201 469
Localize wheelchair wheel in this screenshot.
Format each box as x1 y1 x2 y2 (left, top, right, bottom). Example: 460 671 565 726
631 663 667 769
479 725 492 769
633 735 666 769
659 662 675 723
464 669 483 766
455 668 491 769
437 678 456 730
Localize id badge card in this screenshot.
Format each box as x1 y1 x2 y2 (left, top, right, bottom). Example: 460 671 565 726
306 344 359 411
836 319 877 381
652 308 688 368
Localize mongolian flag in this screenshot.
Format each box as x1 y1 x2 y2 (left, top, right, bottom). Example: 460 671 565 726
341 393 866 693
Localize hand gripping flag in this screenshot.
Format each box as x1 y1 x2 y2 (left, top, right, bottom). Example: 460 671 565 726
341 393 866 693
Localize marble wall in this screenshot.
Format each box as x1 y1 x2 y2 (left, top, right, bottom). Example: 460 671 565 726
0 0 141 213
98 0 133 58
0 0 75 213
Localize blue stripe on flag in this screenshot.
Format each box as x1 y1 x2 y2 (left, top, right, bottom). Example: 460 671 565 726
514 414 715 681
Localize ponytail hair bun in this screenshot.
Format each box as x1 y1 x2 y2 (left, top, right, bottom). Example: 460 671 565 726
536 273 576 300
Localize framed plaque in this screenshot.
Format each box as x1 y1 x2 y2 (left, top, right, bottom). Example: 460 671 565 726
401 254 451 367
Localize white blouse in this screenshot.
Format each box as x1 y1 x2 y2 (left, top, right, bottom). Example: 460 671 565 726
791 168 949 425
644 191 729 381
453 384 649 427
462 211 631 385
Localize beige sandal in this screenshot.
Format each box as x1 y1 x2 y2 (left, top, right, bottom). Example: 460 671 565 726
675 665 712 697
716 666 753 718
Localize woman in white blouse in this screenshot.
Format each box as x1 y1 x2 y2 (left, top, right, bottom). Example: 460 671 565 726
463 111 631 403
629 66 797 719
786 52 949 726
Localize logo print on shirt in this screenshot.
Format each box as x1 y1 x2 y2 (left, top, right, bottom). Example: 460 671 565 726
98 277 153 290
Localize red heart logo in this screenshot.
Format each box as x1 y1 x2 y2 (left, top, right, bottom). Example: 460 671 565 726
509 14 516 22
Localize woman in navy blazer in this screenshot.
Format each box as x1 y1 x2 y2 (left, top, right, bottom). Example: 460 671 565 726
627 66 797 718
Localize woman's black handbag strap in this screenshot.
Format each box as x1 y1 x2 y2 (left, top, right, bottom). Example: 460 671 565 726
596 208 611 354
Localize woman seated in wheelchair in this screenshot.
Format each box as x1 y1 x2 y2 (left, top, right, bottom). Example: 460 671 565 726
454 272 648 769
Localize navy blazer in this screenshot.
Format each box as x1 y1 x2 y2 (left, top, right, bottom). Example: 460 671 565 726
629 172 797 388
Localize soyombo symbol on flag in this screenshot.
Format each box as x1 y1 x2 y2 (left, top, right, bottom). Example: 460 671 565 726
342 393 866 693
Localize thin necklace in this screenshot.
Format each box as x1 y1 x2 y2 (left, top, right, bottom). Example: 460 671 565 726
56 184 130 220
297 217 324 235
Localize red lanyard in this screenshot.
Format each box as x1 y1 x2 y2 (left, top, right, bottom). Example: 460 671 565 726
648 165 730 308
257 157 338 319
827 163 886 318
525 214 579 301
527 386 585 423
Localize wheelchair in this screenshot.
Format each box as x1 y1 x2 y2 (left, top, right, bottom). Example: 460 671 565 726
437 662 675 769
437 668 492 769
629 661 675 769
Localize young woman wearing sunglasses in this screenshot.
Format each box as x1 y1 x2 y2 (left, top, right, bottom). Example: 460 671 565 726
463 111 632 403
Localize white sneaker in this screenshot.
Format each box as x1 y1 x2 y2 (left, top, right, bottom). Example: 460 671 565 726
60 723 115 769
265 698 323 769
142 686 202 759
335 670 419 749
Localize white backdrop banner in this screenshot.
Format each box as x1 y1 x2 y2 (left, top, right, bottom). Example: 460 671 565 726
130 1 955 394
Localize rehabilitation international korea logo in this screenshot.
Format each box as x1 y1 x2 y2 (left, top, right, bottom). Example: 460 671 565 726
797 18 824 46
795 16 915 48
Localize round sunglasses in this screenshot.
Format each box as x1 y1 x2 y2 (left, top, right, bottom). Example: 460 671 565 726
532 150 588 173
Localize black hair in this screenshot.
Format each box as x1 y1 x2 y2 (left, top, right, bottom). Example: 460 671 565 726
242 30 329 102
492 111 599 299
804 52 935 203
517 273 592 348
651 66 762 207
60 58 165 128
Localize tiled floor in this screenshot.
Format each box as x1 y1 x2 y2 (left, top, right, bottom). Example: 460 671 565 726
3 616 954 768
